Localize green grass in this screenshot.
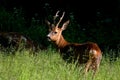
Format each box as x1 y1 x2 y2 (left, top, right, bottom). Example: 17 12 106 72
0 49 120 80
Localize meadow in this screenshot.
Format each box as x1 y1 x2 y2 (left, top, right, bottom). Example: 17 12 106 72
0 49 120 80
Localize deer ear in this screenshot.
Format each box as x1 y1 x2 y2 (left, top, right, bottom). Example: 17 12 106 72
61 20 70 30
45 20 52 31
45 20 51 27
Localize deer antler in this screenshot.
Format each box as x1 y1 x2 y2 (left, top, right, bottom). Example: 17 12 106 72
56 11 65 28
53 11 60 24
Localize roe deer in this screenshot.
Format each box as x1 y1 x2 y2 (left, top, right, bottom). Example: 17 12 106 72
46 11 102 78
0 32 39 54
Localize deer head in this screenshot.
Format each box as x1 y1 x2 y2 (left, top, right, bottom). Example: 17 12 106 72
46 11 70 44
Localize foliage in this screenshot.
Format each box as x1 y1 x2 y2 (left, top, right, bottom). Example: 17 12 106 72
0 7 26 32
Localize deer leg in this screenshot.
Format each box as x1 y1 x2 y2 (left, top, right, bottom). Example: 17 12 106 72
84 59 92 75
92 56 101 79
82 59 92 80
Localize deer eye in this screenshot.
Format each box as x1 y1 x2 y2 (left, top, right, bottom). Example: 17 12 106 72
53 32 57 34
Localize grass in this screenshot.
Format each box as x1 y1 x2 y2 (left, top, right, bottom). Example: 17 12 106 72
0 49 120 80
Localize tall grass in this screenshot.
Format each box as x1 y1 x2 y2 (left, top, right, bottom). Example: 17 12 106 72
0 49 120 80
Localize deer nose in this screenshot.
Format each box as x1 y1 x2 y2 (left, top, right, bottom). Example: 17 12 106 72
47 34 50 38
47 34 51 41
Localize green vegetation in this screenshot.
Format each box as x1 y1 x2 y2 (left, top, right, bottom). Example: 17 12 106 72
0 49 120 80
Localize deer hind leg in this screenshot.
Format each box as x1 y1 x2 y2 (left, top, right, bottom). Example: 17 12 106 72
84 59 92 75
84 50 98 78
84 50 95 74
84 59 99 79
92 55 102 79
90 60 98 79
83 59 92 80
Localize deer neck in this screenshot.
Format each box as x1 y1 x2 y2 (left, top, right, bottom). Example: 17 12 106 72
55 35 69 48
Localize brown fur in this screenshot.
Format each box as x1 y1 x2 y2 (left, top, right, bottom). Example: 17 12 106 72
0 32 39 54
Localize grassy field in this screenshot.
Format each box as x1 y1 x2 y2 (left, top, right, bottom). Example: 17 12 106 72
0 49 120 80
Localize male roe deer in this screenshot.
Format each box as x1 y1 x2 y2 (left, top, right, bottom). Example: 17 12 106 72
46 11 102 78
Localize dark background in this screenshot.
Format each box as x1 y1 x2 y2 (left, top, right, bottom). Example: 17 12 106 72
0 0 119 24
0 0 120 54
